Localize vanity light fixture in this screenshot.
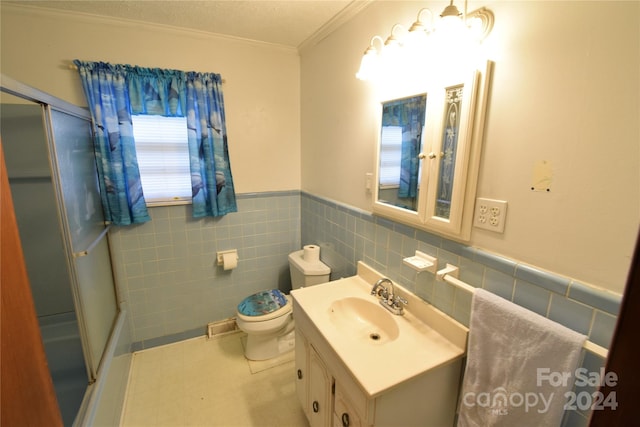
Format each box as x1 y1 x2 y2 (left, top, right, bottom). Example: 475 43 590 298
465 7 495 41
355 25 407 81
439 0 494 40
381 24 407 76
355 0 494 81
436 0 468 47
406 8 434 49
355 35 384 81
439 0 465 33
409 8 434 35
440 0 462 19
384 24 405 48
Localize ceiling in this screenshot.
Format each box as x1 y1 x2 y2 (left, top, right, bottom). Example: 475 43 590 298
6 0 371 49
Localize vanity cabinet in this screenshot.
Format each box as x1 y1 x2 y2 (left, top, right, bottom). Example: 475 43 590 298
294 306 463 427
372 61 493 241
297 328 362 427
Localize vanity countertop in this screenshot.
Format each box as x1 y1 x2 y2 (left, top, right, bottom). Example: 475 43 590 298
291 261 468 398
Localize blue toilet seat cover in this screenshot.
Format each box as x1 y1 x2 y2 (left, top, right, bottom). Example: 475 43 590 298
237 289 288 316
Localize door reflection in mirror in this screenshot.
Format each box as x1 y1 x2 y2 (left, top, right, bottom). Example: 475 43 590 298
378 94 427 212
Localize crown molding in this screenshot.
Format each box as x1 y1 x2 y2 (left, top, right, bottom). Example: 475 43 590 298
298 0 375 54
1 3 299 55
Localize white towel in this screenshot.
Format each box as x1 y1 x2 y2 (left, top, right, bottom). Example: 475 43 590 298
457 289 586 427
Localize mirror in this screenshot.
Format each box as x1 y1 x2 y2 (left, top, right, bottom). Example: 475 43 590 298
377 94 427 212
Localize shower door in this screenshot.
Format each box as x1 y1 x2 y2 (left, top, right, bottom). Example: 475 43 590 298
44 105 118 379
1 93 90 425
1 75 120 426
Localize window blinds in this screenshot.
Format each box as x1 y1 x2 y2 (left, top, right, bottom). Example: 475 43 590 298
131 115 191 204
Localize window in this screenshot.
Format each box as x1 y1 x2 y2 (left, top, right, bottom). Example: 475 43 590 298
378 125 403 187
131 115 191 205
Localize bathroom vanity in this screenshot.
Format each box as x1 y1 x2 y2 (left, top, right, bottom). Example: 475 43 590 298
291 262 468 427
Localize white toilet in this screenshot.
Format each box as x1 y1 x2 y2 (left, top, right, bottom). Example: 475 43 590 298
235 247 330 361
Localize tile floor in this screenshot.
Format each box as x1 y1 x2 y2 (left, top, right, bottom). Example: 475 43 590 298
121 331 308 427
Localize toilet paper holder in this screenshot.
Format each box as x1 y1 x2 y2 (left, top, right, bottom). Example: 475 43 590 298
216 249 238 266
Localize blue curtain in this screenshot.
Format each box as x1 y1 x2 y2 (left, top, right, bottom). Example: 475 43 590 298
74 61 150 225
185 72 237 217
74 60 237 221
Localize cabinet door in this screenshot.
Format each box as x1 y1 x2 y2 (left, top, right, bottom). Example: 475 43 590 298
309 346 333 427
334 387 363 427
422 69 480 237
295 329 309 414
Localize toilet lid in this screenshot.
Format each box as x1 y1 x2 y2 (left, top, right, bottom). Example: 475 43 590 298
237 289 288 317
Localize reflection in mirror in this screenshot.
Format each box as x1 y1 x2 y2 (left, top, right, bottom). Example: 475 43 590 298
435 85 463 219
378 94 426 212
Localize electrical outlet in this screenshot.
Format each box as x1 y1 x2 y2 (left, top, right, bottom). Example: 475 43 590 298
474 198 508 233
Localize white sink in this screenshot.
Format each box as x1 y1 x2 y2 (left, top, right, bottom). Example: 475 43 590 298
328 297 399 343
292 261 468 397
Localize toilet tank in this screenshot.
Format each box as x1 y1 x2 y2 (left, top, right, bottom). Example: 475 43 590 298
288 249 331 290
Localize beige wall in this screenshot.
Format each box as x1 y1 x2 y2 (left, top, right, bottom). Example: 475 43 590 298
3 2 638 294
300 1 639 294
0 4 301 194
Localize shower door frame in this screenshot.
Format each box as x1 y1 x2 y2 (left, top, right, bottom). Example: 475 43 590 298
1 74 120 382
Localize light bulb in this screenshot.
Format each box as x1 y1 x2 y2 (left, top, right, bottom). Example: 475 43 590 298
356 46 379 81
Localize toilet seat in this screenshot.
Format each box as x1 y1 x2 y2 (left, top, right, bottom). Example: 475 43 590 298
236 290 292 323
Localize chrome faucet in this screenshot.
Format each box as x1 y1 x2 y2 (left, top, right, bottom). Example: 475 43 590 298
371 278 393 300
371 278 408 315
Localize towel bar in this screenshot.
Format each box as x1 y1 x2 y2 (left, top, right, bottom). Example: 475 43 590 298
440 272 610 359
73 225 111 258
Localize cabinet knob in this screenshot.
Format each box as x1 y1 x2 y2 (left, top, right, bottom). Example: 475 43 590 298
341 412 350 427
297 369 303 380
312 400 319 413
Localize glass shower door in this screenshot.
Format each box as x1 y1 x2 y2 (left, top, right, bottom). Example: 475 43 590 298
1 95 88 425
45 106 118 379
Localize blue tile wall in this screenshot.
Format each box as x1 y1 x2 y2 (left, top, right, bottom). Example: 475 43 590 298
108 189 622 424
300 192 622 426
108 191 301 349
300 192 621 347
